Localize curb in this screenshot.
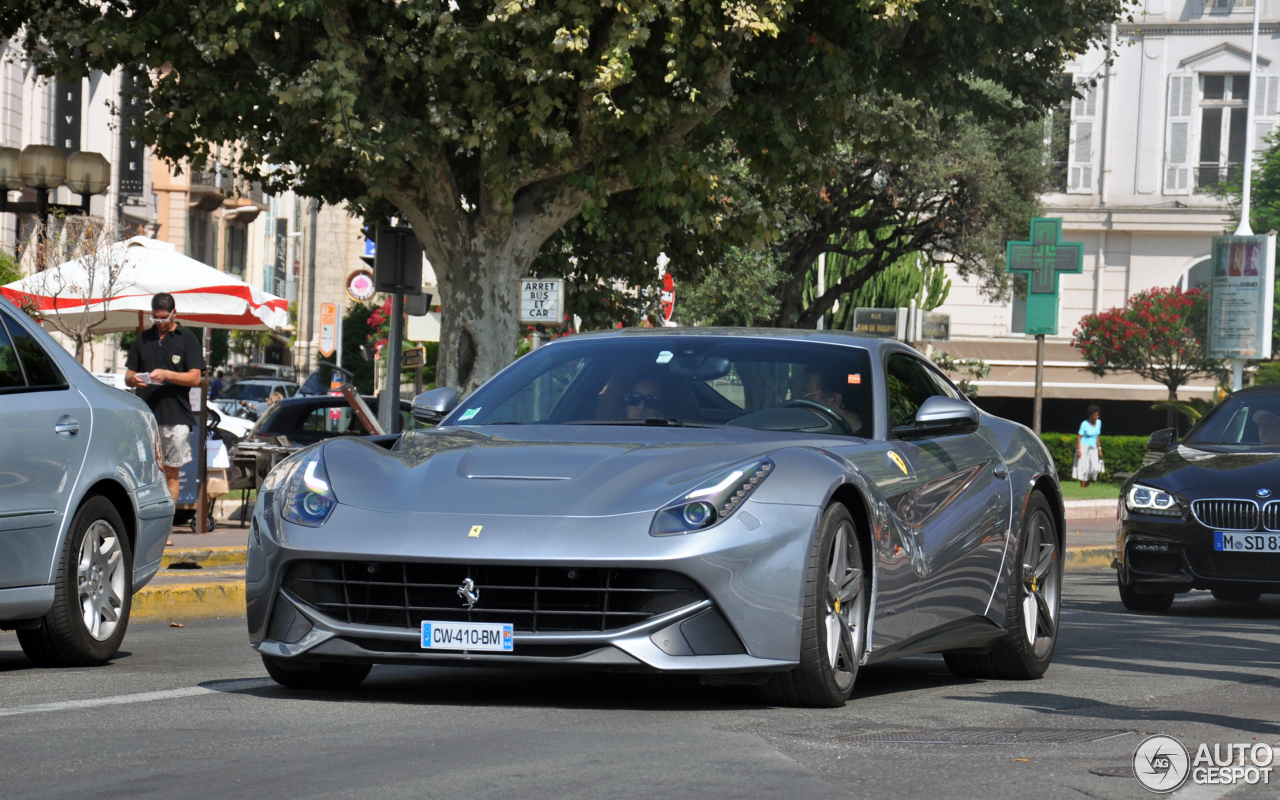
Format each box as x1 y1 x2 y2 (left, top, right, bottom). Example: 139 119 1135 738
132 582 246 622
132 544 1120 624
1065 545 1116 571
162 547 248 569
1063 499 1119 521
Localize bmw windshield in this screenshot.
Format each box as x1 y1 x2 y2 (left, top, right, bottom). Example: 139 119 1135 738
1183 391 1280 451
444 335 875 437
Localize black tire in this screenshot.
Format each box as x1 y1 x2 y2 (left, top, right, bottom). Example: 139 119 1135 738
18 495 133 667
945 490 1061 680
1211 587 1262 603
761 504 868 708
261 654 371 690
1117 574 1175 612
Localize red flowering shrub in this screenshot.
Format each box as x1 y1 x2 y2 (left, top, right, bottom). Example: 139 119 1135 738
1072 286 1227 408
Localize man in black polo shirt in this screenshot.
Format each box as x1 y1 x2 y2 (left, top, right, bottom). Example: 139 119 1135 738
126 293 206 510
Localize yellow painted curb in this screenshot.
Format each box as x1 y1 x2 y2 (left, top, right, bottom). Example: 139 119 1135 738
1064 546 1116 571
131 581 246 622
161 547 247 569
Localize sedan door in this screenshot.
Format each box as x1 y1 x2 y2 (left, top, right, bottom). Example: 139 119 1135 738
883 353 1012 634
0 309 91 589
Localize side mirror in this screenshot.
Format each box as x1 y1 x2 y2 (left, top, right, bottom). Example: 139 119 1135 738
909 395 980 435
411 387 458 425
1147 427 1178 453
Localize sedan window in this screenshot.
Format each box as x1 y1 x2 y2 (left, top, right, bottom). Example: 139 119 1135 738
0 314 26 389
0 310 65 389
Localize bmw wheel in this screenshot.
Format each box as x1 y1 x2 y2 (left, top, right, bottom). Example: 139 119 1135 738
18 495 132 667
1118 574 1175 612
762 504 867 708
945 490 1061 680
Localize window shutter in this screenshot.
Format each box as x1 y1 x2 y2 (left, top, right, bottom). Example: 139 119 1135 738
1254 73 1279 154
1069 85 1098 193
1164 74 1194 195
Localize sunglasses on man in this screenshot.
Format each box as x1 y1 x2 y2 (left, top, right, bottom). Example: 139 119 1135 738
624 392 662 407
150 313 177 324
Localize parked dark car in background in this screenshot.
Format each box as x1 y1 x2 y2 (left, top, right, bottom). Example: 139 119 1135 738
233 394 417 490
1117 385 1280 611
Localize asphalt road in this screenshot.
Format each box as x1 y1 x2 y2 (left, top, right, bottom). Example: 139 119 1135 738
1 572 1277 800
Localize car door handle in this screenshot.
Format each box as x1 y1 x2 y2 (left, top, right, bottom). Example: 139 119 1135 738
55 416 80 438
992 463 1008 480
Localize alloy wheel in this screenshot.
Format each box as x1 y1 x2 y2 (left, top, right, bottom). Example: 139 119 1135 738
825 521 865 692
77 520 126 641
1021 509 1059 658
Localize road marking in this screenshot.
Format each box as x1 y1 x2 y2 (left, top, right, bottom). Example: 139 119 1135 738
0 678 273 718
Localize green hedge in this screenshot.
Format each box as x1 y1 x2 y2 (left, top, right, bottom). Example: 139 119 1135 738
1040 434 1149 483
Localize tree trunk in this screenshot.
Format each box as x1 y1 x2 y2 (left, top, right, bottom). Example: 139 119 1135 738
1166 385 1178 432
434 246 522 396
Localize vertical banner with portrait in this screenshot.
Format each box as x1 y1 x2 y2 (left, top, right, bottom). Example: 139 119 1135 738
1208 234 1276 360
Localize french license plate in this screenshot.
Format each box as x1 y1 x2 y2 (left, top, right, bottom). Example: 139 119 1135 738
420 621 513 652
1214 531 1280 553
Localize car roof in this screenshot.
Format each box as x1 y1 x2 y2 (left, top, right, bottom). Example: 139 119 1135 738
549 326 907 352
232 377 297 385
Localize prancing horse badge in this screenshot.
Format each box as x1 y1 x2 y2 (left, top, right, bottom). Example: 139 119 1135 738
468 525 482 538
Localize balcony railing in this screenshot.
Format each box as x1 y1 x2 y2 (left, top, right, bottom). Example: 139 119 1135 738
1195 163 1242 193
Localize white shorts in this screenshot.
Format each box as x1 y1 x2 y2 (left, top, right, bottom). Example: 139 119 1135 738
159 424 192 469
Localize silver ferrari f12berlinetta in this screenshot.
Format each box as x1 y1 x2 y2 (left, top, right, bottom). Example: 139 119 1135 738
246 328 1063 707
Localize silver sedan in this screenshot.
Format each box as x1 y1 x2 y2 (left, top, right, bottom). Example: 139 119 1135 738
0 296 172 665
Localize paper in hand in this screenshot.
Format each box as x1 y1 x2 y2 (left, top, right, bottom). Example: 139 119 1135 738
136 373 153 385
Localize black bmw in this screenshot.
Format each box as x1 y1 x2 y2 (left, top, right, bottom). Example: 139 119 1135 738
1117 386 1280 611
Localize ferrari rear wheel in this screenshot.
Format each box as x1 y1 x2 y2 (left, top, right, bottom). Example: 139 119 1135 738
261 655 371 690
944 490 1060 680
761 504 866 708
1118 575 1175 612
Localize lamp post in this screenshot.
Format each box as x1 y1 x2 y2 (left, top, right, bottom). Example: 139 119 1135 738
0 145 111 252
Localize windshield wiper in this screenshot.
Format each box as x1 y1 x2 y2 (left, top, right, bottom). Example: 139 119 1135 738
565 418 722 428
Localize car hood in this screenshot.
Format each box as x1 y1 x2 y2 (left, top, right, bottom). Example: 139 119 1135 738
1134 444 1280 494
322 425 809 516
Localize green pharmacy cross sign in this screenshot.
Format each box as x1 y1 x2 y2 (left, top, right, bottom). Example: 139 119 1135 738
1006 217 1085 335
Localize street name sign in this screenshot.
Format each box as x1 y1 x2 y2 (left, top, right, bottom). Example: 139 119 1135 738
853 307 902 338
1005 217 1084 336
921 312 950 341
402 346 426 369
1208 234 1276 360
520 278 563 325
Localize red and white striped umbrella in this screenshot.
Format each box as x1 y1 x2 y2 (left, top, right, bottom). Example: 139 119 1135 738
1 236 289 332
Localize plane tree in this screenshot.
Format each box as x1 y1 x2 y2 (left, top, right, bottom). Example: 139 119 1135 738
5 0 1127 390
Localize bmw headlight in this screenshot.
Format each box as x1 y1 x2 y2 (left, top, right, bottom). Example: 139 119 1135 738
1126 484 1180 517
651 458 774 536
278 448 337 526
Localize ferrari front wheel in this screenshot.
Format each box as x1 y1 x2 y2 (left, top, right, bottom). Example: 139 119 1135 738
762 504 867 708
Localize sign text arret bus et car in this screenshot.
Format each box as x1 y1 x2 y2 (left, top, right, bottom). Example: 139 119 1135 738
519 278 564 326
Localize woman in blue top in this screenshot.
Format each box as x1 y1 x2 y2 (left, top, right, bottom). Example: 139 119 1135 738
1073 404 1103 487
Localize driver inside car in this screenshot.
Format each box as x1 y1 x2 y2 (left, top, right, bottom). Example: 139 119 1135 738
802 367 864 436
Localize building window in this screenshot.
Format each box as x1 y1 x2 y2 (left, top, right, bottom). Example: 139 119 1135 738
225 225 247 276
1046 75 1072 192
186 210 210 265
1068 82 1098 193
1197 73 1249 192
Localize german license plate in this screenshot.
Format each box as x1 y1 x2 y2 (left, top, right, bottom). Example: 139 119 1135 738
1214 531 1280 553
420 621 513 652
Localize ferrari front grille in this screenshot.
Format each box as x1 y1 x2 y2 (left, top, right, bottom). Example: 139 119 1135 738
283 560 706 633
1190 499 1259 531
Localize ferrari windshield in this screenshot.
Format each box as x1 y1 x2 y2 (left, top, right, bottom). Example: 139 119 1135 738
1184 391 1280 450
446 335 875 437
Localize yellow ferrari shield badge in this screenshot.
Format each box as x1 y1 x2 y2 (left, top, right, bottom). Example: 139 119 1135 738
468 525 483 538
887 451 909 476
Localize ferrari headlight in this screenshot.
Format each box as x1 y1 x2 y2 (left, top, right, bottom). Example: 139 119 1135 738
278 448 337 526
1126 484 1180 517
651 458 775 536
